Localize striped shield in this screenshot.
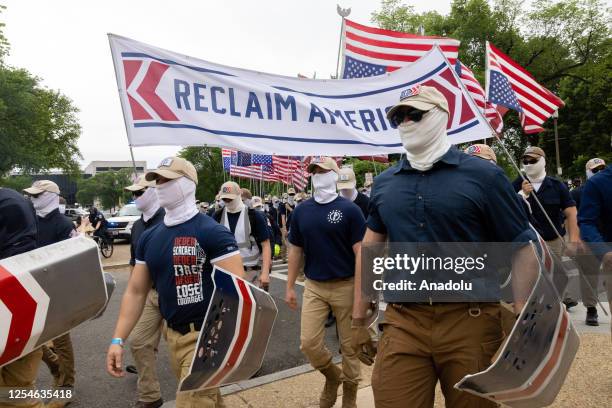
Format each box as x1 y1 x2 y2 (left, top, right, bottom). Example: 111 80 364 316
179 266 277 392
0 236 112 367
455 241 580 407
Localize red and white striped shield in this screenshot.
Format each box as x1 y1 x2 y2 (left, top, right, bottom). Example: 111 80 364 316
455 241 580 407
0 236 111 367
179 265 277 392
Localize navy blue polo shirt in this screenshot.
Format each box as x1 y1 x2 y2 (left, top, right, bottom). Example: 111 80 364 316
289 197 366 281
37 208 74 247
368 147 535 243
136 213 240 326
512 176 575 241
578 166 612 256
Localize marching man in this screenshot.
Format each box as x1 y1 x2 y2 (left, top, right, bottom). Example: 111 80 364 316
107 157 245 408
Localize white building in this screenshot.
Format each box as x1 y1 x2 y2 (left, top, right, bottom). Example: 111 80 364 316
83 161 146 176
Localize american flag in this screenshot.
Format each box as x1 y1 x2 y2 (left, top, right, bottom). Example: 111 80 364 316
342 19 460 77
222 149 309 190
486 42 564 134
455 61 504 134
341 20 501 133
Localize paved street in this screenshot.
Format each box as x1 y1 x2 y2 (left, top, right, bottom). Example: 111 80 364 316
36 242 340 407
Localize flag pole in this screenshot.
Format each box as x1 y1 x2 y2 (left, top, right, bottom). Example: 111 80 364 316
552 110 562 176
335 5 351 79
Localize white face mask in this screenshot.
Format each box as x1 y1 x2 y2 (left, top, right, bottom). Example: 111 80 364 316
59 204 66 214
225 197 244 213
243 198 252 208
135 187 160 221
288 196 295 205
312 171 339 204
31 191 59 217
522 157 546 182
399 107 451 171
273 202 279 209
155 177 199 226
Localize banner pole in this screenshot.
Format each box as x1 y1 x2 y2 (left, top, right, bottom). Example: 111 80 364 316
108 34 139 179
335 5 351 79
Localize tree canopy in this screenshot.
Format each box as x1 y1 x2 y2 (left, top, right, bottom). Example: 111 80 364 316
76 169 133 210
372 0 611 179
0 5 82 180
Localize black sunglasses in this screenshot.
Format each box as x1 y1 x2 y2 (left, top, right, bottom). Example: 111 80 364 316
522 158 539 165
391 108 428 127
132 189 145 197
591 166 605 174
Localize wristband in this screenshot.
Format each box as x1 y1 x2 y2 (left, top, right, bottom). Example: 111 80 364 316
111 338 124 347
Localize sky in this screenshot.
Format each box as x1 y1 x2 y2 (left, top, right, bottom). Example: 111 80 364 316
3 0 452 170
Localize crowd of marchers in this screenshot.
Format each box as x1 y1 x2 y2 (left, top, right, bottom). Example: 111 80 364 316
1 86 611 408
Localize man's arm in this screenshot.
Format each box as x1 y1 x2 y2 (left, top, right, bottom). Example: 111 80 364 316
107 263 152 377
285 244 303 310
259 239 271 284
214 253 245 279
511 244 540 314
564 206 580 243
352 228 386 321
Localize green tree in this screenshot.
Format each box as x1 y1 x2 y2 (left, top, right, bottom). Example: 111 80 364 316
76 170 132 210
0 6 82 180
0 174 32 191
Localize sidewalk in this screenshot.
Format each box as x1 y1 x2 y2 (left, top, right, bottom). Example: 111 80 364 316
162 306 611 408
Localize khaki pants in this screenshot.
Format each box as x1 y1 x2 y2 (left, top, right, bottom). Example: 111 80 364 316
165 325 225 408
129 289 163 402
300 278 360 385
0 349 44 408
372 303 502 408
41 333 75 388
576 252 601 308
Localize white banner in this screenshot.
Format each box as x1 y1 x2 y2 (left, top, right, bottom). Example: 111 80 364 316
109 34 494 156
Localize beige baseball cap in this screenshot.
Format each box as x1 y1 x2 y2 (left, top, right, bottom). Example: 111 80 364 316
294 192 306 202
307 156 340 173
124 175 156 192
287 187 296 196
24 180 60 195
585 158 606 171
386 85 449 121
522 146 545 159
219 181 241 200
465 144 497 163
145 156 198 184
252 196 263 208
337 167 356 190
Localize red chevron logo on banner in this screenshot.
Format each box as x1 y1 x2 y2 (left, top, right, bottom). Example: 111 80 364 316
122 60 178 121
0 265 38 366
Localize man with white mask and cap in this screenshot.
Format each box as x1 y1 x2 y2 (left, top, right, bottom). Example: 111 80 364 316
213 182 271 290
23 180 78 407
107 157 244 408
337 167 369 218
122 176 166 408
512 146 581 309
352 85 539 408
285 157 366 408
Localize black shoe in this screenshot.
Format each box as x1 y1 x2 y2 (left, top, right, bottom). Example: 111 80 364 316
133 398 163 408
126 365 138 374
563 299 578 310
586 307 599 326
325 313 336 328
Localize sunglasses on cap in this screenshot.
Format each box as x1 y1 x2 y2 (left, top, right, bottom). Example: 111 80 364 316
591 166 605 174
522 157 540 165
390 108 429 127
